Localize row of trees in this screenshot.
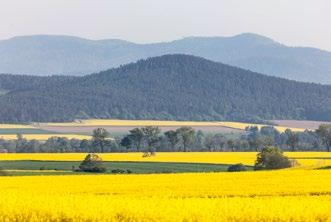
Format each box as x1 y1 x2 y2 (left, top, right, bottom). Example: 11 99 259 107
120 126 196 153
0 125 331 153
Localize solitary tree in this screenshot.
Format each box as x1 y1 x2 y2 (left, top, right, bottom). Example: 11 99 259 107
316 124 331 152
254 146 292 170
92 128 110 153
78 153 106 173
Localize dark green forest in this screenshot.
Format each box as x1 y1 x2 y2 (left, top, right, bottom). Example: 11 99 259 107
0 54 331 123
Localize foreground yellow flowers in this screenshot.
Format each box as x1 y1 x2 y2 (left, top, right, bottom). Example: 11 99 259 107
0 170 331 221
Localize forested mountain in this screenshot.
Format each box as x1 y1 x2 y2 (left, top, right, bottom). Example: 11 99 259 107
1 34 331 83
0 74 74 92
0 54 331 123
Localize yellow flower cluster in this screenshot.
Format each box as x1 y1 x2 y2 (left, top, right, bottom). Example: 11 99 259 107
0 170 331 221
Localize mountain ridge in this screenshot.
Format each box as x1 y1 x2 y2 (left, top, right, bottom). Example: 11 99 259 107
0 33 330 83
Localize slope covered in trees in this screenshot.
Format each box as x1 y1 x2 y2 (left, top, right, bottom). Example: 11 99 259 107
0 74 74 92
0 34 331 83
0 54 331 123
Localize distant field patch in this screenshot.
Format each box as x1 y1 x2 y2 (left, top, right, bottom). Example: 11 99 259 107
0 134 91 140
44 119 226 127
272 120 331 130
40 119 305 133
0 160 234 175
1 152 330 168
218 121 305 132
0 128 56 135
0 124 35 129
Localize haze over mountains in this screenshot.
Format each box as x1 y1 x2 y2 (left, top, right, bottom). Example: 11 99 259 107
0 54 331 123
1 33 331 84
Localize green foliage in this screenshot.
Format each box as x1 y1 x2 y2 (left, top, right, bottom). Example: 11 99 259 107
254 146 292 170
0 167 10 176
176 127 195 152
0 160 232 175
285 129 299 151
1 55 331 123
164 130 180 150
227 164 247 172
78 153 106 173
92 128 110 153
316 124 331 152
126 128 144 151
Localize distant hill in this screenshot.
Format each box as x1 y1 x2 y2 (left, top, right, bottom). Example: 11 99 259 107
0 54 331 123
0 34 331 84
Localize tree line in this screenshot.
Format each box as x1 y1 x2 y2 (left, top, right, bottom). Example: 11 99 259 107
0 124 331 153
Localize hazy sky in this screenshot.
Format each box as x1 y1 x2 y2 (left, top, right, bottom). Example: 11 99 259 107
0 0 330 50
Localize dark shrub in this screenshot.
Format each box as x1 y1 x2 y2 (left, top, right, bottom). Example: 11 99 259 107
227 163 247 172
0 167 9 176
254 146 292 170
79 153 107 173
111 169 133 174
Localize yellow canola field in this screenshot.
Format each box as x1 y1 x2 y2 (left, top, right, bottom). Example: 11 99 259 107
43 119 305 132
0 170 331 221
0 124 35 129
1 152 331 167
0 134 91 140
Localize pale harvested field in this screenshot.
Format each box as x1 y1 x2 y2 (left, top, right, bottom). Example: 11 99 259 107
272 120 331 130
39 125 243 135
0 119 310 140
37 119 305 134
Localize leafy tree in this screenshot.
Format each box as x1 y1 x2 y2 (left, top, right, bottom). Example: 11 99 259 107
204 135 215 152
164 130 180 151
285 129 299 151
127 128 144 151
316 124 331 152
15 133 27 153
92 128 110 153
78 153 106 173
254 146 292 170
79 139 91 152
176 127 195 152
120 136 132 150
227 139 235 151
141 126 161 153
